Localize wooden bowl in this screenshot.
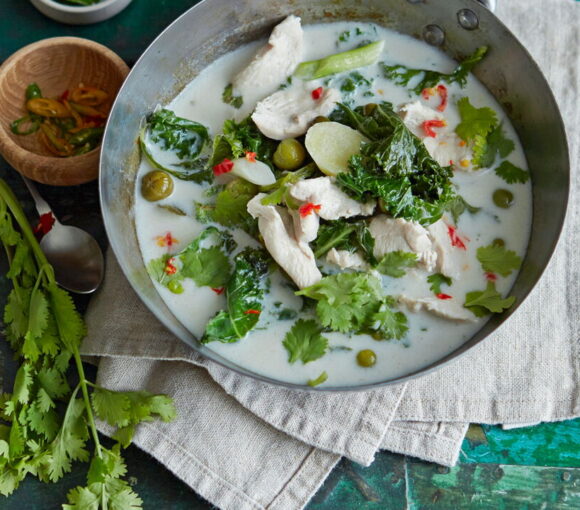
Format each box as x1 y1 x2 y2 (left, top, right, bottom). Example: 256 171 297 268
0 37 129 186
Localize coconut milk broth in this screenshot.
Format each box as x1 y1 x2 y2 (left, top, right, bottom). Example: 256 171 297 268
134 22 532 387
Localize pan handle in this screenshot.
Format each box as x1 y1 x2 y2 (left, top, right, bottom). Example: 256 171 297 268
476 0 497 12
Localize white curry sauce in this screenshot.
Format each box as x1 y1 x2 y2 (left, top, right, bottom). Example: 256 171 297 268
134 21 532 387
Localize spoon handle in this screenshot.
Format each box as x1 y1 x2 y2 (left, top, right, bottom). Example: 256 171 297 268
22 176 54 218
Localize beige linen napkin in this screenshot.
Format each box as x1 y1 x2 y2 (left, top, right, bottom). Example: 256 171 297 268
82 1 579 508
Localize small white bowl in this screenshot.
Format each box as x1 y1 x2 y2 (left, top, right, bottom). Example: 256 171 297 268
30 0 133 25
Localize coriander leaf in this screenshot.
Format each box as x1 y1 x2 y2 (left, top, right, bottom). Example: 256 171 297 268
307 371 328 387
4 288 31 349
283 319 328 364
369 298 408 340
48 284 86 351
63 486 99 510
28 287 49 339
427 273 452 295
195 178 259 235
476 243 522 277
382 46 488 94
222 83 243 109
91 388 131 428
444 194 481 224
203 249 270 343
296 273 383 333
464 282 516 316
37 366 70 399
375 251 418 278
12 364 32 405
26 404 59 440
455 97 498 142
495 161 530 184
260 163 316 206
473 122 515 168
36 387 55 412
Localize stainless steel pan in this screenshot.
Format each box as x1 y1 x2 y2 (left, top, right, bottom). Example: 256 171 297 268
99 0 569 390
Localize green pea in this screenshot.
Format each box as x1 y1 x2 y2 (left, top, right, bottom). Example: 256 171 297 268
492 238 505 248
167 280 184 294
273 139 306 170
492 189 514 209
357 349 377 368
141 170 174 202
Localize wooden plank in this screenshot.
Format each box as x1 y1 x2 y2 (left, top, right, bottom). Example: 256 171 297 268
407 460 580 510
461 421 580 468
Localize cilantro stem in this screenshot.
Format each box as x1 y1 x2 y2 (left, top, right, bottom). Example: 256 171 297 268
72 349 103 459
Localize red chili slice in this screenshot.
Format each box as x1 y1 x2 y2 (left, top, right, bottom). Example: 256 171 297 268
447 225 467 250
60 90 69 101
421 88 433 100
33 212 55 236
485 272 497 281
164 257 177 275
245 151 257 162
299 202 322 218
212 158 234 176
422 119 446 138
311 87 323 100
244 309 261 315
436 85 448 112
211 287 225 295
436 293 453 300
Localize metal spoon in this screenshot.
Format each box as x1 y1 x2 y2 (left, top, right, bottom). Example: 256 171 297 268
23 177 104 294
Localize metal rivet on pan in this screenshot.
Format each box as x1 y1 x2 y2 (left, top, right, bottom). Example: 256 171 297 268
457 8 480 30
423 24 445 46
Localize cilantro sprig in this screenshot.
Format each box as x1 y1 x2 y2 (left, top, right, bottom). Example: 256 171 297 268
0 179 175 506
283 319 328 364
375 251 418 278
427 273 452 295
464 282 516 317
476 243 522 277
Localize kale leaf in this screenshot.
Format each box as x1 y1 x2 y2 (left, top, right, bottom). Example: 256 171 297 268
444 194 481 224
203 248 271 343
222 84 243 109
312 219 376 265
333 103 455 226
141 109 211 182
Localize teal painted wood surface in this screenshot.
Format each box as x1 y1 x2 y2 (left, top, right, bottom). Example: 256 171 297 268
0 1 579 508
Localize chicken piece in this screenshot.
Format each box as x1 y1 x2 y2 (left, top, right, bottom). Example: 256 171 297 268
247 194 321 289
290 208 319 244
399 101 445 138
252 83 341 140
326 249 368 270
422 133 475 171
289 177 375 220
399 295 477 322
369 215 437 272
232 15 304 100
427 219 468 280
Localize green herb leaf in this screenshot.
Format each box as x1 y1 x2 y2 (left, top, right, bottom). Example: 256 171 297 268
222 84 243 109
260 163 316 206
464 282 516 316
203 249 270 343
333 103 455 226
455 97 498 143
307 371 328 387
283 319 329 364
382 46 488 94
91 388 131 428
495 161 530 184
427 273 452 295
472 122 515 168
444 195 481 224
313 219 376 265
476 243 522 277
296 273 383 333
369 298 409 340
375 251 418 278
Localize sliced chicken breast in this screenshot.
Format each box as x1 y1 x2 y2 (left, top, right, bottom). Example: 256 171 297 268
290 208 319 244
252 83 341 140
247 194 321 289
289 177 375 220
427 219 468 280
232 15 304 100
369 215 437 272
326 249 369 271
399 295 477 322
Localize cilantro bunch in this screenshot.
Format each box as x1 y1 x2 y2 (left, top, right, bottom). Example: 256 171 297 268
0 179 176 507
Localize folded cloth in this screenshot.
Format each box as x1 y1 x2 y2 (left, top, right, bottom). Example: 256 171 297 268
82 1 579 508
